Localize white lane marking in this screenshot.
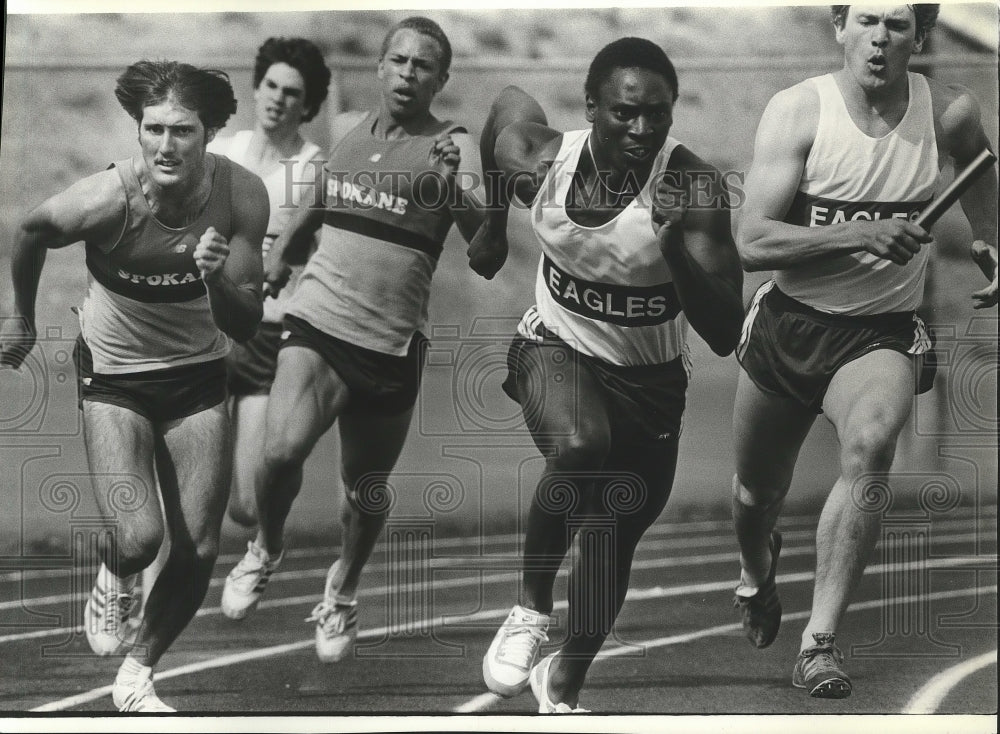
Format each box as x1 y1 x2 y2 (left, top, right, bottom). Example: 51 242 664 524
4 526 800 611
456 586 1000 713
2 525 846 613
29 556 997 713
0 515 752 584
903 649 999 714
3 529 994 644
4 518 994 612
5 508 994 584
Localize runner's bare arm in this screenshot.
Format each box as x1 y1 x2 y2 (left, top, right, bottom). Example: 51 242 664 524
468 85 560 279
198 167 268 342
737 84 931 271
936 83 998 308
263 111 364 295
2 171 125 368
441 131 486 244
653 150 744 356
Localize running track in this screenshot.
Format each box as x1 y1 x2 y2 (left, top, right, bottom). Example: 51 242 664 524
1 505 996 725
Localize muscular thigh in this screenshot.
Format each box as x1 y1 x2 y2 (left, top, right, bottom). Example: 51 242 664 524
266 345 351 453
509 338 612 453
83 401 160 526
733 368 817 494
232 394 268 460
601 435 680 529
155 402 231 546
823 348 914 445
338 408 414 508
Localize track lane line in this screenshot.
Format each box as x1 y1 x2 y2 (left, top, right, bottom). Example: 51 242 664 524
3 530 994 644
456 586 1000 713
4 520 994 611
902 649 998 714
5 507 994 584
29 557 997 712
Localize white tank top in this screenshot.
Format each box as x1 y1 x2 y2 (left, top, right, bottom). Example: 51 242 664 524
776 73 939 314
208 131 321 322
529 129 688 366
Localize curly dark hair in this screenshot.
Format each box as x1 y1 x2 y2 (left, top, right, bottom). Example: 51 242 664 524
585 37 678 103
379 16 452 75
253 37 332 123
830 5 940 40
115 60 237 132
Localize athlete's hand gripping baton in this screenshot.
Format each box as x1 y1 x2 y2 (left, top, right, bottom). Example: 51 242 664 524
914 149 997 230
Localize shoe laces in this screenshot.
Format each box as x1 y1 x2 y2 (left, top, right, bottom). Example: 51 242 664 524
101 591 135 634
798 633 845 678
305 600 355 636
497 620 548 668
228 543 272 590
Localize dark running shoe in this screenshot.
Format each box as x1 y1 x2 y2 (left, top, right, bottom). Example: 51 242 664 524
792 632 852 699
733 529 783 648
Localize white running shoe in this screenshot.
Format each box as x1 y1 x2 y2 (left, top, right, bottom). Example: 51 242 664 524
112 666 175 713
529 652 590 714
306 562 358 663
221 541 282 620
482 604 550 698
84 563 138 656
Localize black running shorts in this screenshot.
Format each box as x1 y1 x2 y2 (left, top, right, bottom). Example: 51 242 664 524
74 336 227 422
737 282 934 413
502 323 688 444
225 321 284 397
280 314 428 416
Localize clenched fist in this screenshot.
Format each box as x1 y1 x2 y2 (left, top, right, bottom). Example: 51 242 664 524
651 176 689 258
467 221 508 280
429 133 462 182
194 226 230 284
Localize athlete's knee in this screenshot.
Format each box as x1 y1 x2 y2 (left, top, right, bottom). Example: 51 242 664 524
171 534 220 570
841 421 899 476
342 470 395 519
261 432 310 476
227 498 258 528
732 472 786 508
108 525 164 572
548 426 611 472
195 537 220 567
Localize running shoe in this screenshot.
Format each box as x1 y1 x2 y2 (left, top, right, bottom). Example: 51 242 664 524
482 604 550 698
307 561 358 663
221 541 282 620
112 667 175 713
792 632 852 698
733 529 783 648
84 563 138 656
529 652 590 714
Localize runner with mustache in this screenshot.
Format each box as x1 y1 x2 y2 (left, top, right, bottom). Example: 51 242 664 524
1 60 267 711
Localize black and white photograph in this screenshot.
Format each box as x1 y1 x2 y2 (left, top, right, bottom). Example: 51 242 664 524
0 0 997 730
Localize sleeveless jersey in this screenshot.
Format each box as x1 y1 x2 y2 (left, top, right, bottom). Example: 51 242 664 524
776 72 939 314
286 111 465 356
528 129 689 367
80 155 234 374
208 131 321 323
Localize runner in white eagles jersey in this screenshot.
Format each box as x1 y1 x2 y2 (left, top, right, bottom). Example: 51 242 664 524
469 37 744 713
730 3 997 700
